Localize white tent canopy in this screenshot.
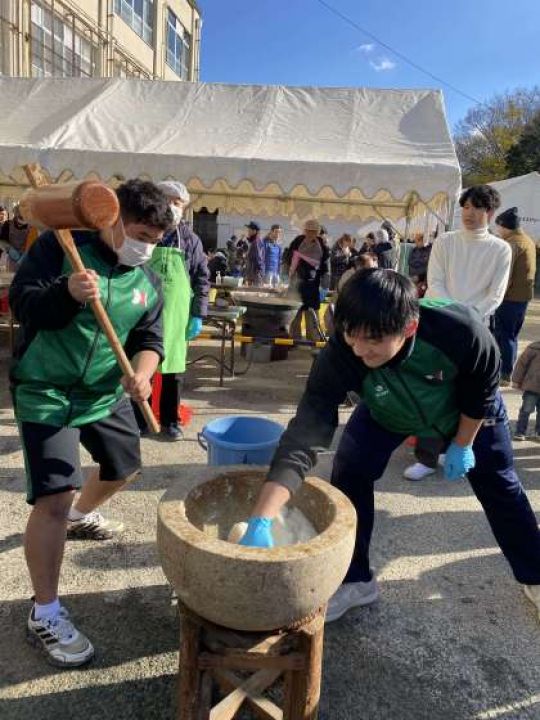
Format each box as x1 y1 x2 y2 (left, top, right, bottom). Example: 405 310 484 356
489 172 540 240
0 78 460 225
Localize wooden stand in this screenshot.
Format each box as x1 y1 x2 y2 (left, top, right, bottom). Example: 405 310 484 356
177 603 326 720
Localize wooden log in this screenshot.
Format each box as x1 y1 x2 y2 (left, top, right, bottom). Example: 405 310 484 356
209 669 281 720
212 669 283 720
198 651 305 672
178 613 203 720
197 671 213 720
19 179 119 230
283 614 325 720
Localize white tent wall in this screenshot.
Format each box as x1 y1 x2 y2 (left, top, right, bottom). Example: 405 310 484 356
0 77 460 227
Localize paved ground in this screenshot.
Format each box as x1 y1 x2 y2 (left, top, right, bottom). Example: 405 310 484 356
1 305 539 720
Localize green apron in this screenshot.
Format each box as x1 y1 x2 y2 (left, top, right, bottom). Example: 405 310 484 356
149 245 192 374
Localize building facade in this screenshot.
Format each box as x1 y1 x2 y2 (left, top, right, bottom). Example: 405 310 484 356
0 0 201 81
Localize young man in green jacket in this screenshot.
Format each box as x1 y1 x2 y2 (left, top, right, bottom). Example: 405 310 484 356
240 269 540 623
10 179 172 667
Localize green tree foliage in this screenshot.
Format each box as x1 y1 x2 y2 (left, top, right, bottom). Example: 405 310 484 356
454 87 540 186
506 110 540 176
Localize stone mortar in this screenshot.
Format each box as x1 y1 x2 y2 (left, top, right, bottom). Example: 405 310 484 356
157 466 357 631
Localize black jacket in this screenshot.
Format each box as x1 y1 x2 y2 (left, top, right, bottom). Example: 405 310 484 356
267 300 500 493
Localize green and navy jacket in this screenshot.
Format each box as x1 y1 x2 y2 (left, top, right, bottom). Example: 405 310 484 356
268 299 500 493
9 230 164 427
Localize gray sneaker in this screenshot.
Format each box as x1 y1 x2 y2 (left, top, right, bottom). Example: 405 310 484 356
27 608 94 667
325 578 379 623
67 510 124 540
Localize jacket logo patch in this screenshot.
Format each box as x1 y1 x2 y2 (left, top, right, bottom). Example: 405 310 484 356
374 383 389 399
132 289 148 308
425 370 444 381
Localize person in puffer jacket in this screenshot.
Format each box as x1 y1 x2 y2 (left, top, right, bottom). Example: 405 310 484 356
263 224 283 286
512 341 540 440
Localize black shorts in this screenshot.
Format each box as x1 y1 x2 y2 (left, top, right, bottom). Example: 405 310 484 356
20 399 141 505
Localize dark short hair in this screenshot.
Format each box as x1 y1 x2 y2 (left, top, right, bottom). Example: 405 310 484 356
270 224 282 231
459 185 501 212
334 269 419 339
355 252 378 268
116 179 173 230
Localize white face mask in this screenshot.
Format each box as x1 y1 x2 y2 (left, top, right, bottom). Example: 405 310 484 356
117 235 155 267
170 205 184 225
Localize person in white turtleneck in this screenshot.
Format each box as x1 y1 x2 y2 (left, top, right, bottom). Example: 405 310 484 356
404 185 512 483
426 185 511 323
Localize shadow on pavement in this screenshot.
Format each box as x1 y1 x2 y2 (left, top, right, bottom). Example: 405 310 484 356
0 674 177 720
0 584 178 689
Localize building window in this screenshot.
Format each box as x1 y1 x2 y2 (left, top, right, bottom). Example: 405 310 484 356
166 9 191 79
114 0 154 46
30 2 96 78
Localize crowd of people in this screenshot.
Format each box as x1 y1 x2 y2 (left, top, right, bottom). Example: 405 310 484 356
3 178 540 671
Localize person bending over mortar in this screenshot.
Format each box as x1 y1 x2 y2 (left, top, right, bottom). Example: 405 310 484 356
240 269 540 623
10 179 172 667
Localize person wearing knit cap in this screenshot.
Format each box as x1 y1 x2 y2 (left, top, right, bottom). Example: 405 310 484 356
132 180 209 441
494 206 536 384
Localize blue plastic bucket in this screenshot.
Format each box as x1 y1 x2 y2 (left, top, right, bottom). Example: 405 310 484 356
198 415 284 466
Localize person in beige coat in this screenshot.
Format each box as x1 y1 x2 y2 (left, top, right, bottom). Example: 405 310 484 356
494 207 537 383
512 341 540 440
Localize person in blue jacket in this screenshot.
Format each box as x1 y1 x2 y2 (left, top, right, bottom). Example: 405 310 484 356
263 224 283 287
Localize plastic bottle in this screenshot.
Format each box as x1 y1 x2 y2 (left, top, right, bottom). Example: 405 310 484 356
216 272 222 285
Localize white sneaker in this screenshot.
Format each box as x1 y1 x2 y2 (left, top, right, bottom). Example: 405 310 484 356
403 462 436 481
325 578 379 623
523 584 540 621
27 607 95 667
67 510 124 540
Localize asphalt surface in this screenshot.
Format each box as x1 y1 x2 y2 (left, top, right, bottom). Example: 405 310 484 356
1 305 539 720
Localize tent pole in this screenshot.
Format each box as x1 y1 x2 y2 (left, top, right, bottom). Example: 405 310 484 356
370 206 403 239
403 192 417 241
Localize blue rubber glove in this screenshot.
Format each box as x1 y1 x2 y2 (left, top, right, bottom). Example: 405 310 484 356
319 288 328 303
239 517 274 548
186 316 203 340
444 442 475 481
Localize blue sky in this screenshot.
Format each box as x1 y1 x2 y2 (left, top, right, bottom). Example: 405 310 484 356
198 0 540 130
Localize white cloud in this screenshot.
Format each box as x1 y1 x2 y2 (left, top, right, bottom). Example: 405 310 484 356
370 57 396 72
356 43 375 54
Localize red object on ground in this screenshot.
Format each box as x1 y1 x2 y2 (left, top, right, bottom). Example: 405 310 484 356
405 436 417 447
151 372 193 426
0 291 9 314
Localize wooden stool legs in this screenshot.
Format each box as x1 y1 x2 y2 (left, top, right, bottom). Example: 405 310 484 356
283 619 324 720
176 605 325 720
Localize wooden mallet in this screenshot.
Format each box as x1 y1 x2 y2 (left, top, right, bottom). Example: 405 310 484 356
20 164 160 433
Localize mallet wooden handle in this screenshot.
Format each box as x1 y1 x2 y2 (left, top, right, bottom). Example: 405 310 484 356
23 165 160 433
